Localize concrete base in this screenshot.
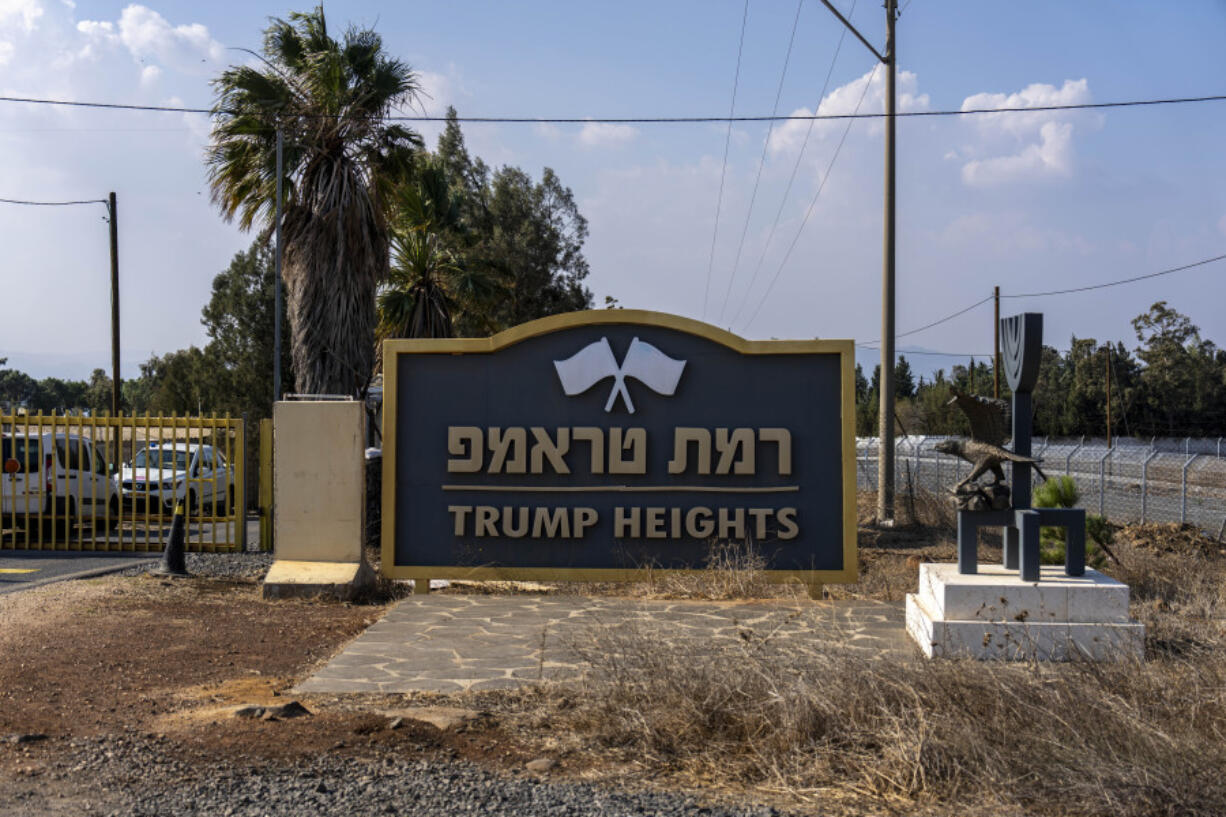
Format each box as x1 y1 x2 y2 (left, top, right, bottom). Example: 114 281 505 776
263 559 375 601
906 563 1144 661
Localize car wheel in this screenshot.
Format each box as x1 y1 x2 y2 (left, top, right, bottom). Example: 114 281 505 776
106 496 120 532
55 498 75 541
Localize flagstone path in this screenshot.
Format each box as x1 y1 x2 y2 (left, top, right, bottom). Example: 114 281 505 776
296 596 912 694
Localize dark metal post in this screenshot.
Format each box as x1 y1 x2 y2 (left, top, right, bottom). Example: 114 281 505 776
957 513 977 574
876 0 898 524
1018 509 1041 582
1105 345 1112 448
993 286 1000 399
108 192 120 416
273 128 284 405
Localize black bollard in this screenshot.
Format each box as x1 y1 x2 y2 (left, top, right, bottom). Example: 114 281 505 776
154 502 190 577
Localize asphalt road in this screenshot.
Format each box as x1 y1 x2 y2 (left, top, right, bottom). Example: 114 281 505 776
0 550 158 595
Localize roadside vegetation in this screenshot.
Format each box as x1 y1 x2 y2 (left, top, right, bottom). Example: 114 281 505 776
491 494 1226 817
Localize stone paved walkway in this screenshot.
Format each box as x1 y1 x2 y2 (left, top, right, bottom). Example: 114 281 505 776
296 596 912 694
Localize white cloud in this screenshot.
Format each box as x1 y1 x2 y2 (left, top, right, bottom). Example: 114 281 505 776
768 68 929 155
0 0 44 33
115 4 223 73
577 120 638 149
533 122 562 142
957 78 1096 186
0 39 13 64
139 63 159 85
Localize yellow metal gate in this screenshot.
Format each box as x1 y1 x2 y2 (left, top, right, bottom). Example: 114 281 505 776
1 413 245 552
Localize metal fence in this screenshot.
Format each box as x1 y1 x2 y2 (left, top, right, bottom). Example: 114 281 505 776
1 412 245 552
856 435 1226 538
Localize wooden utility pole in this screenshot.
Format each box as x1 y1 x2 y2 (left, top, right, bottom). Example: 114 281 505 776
817 0 898 523
107 191 120 416
993 286 1000 399
1105 344 1113 448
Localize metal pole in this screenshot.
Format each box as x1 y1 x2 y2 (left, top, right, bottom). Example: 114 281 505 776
1181 454 1199 524
1105 344 1112 448
1141 449 1158 523
876 0 897 524
108 192 120 416
1098 448 1111 516
993 285 1000 399
273 129 284 405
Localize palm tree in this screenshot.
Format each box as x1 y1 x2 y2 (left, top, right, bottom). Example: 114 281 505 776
206 6 421 396
377 157 504 341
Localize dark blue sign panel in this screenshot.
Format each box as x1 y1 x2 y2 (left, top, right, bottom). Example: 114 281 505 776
382 311 855 586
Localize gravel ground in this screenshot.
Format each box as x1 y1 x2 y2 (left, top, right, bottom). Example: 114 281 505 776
9 736 786 817
118 551 274 580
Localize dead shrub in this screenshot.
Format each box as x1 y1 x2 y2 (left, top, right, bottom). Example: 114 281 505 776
555 612 1226 817
651 539 783 600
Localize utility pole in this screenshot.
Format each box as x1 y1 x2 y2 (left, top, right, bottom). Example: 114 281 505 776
273 128 284 405
1105 344 1112 448
993 286 1000 399
107 191 120 417
818 0 898 523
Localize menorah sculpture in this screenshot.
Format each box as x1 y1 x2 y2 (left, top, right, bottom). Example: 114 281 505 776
950 313 1086 582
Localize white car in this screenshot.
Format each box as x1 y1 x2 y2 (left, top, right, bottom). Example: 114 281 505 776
2 431 119 533
116 443 234 515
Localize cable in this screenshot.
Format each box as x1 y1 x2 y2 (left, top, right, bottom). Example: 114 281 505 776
0 197 106 206
741 62 879 331
1 92 1224 123
703 0 750 321
730 0 858 328
717 0 805 324
1001 252 1226 298
859 295 994 346
856 345 992 357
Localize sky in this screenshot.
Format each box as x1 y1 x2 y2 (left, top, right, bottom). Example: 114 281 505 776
1 0 1224 381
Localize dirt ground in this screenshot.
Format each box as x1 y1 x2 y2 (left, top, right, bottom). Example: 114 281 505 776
0 513 1221 815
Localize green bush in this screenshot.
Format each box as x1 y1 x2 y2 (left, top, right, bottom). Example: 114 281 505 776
1033 475 1112 568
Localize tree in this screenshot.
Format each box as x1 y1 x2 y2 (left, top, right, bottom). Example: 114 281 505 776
207 6 422 396
377 155 503 340
201 241 294 418
430 109 592 329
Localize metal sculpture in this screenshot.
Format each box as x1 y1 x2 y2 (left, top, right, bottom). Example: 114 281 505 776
955 313 1086 582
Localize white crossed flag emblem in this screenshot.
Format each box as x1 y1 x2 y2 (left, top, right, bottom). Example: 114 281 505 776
553 337 686 413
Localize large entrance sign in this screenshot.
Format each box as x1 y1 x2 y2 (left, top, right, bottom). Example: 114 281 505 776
382 311 855 588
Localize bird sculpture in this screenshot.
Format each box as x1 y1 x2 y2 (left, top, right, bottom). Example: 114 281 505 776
935 388 1047 502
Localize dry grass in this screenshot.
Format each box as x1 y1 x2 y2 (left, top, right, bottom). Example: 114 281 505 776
499 515 1226 817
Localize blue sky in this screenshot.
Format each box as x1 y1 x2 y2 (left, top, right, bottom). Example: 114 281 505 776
1 0 1224 380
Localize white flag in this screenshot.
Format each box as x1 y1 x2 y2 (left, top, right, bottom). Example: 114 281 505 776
620 337 686 396
553 337 619 396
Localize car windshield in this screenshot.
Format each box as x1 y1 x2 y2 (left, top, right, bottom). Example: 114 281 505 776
1 437 39 473
133 448 190 471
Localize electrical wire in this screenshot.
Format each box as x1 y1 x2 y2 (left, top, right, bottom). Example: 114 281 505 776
0 197 106 206
703 0 751 321
716 0 805 324
1001 252 1226 298
859 295 994 346
729 0 858 328
1 92 1223 123
741 62 879 331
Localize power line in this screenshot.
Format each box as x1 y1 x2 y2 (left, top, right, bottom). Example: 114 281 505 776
703 0 750 321
729 0 858 329
1001 252 1226 298
741 62 879 331
856 344 992 358
717 0 805 324
1 92 1224 123
0 197 107 206
859 294 994 346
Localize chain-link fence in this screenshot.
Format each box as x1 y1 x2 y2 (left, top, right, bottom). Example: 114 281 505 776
856 436 1226 538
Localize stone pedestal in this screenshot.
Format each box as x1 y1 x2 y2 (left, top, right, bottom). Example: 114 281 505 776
906 563 1144 661
263 400 374 601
